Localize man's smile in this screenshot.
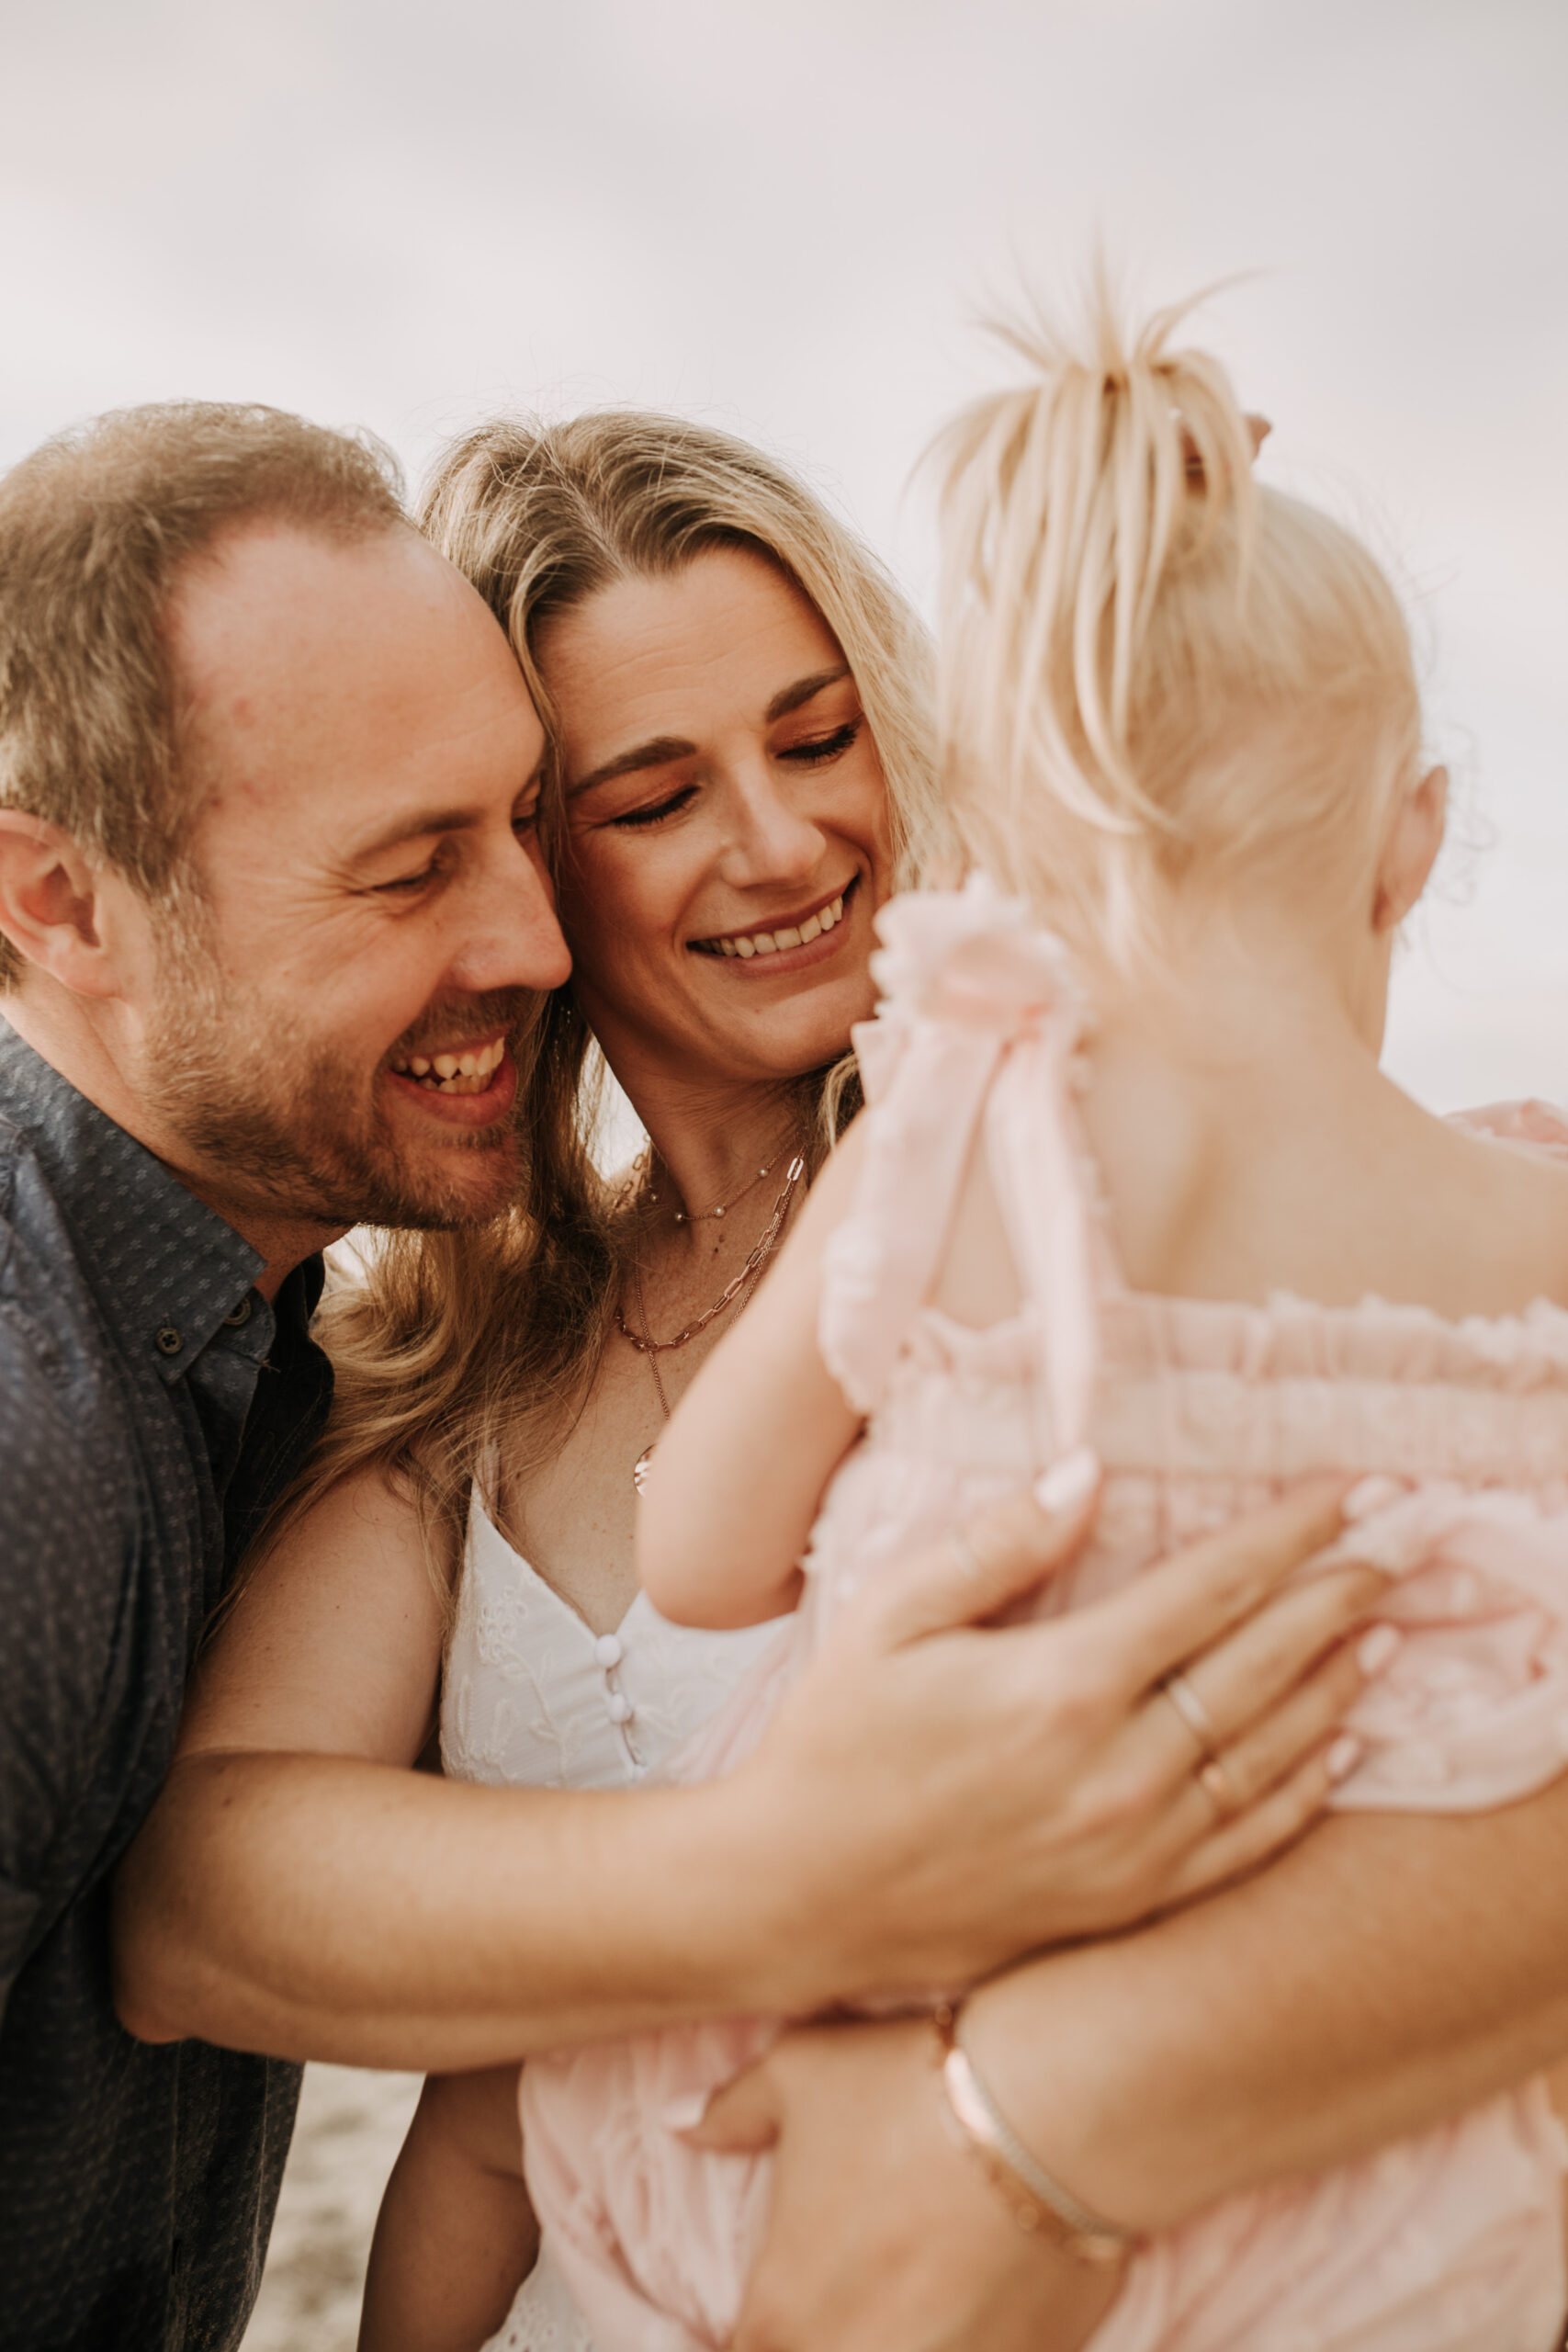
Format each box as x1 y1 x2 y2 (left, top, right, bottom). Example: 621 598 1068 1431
384 1032 518 1128
389 1034 507 1095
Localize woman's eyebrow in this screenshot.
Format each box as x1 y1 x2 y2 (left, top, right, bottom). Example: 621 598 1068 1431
765 665 851 722
567 668 852 798
568 736 694 797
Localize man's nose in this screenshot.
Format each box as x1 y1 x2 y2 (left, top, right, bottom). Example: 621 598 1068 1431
449 836 572 996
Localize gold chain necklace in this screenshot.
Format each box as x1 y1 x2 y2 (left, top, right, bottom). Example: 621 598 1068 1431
643 1133 797 1227
620 1151 807 1494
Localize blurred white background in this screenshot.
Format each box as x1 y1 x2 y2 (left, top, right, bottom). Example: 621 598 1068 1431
5 0 1567 1112
6 5 1562 2336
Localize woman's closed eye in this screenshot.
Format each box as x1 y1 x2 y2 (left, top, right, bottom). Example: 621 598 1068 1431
776 719 862 766
608 783 699 831
601 719 862 830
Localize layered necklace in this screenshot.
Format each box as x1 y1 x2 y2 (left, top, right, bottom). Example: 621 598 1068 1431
618 1137 807 1495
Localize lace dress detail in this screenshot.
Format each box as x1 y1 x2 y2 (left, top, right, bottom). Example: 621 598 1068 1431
440 1495 784 2352
519 878 1568 2352
480 2244 599 2352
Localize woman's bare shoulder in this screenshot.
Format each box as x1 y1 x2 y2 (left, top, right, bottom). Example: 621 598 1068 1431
179 1460 454 1765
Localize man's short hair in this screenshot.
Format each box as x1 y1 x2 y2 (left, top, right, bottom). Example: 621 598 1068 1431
0 401 408 990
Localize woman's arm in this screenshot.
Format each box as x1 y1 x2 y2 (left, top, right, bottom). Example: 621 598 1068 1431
702 1782 1568 2351
965 1785 1568 2229
637 1125 866 1629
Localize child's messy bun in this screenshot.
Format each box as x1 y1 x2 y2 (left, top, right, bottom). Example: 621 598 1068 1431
933 277 1423 969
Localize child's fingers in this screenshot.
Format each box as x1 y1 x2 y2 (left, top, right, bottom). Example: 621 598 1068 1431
845 1450 1101 1653
677 2058 781 2155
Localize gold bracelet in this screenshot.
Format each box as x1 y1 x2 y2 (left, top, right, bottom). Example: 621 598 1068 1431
932 2006 1140 2267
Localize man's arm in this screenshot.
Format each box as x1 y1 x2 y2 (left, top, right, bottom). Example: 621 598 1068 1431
118 1461 1125 2067
114 1470 1370 2069
115 1462 822 2068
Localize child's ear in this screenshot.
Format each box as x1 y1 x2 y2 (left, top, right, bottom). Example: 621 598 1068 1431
1371 765 1447 933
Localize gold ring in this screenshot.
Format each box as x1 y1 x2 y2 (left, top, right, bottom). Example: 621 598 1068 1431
1160 1668 1221 1760
1199 1755 1244 1820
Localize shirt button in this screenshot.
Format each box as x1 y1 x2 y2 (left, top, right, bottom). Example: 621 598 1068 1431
594 1634 624 1668
606 1691 633 1724
155 1324 184 1356
223 1295 254 1328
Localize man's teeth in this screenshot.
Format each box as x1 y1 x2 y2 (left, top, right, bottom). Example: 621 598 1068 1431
389 1036 506 1094
714 891 846 961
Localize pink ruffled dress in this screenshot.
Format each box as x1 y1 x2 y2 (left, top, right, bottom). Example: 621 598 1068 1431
521 880 1568 2352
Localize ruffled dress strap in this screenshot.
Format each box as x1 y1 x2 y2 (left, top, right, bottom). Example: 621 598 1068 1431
819 876 1107 1457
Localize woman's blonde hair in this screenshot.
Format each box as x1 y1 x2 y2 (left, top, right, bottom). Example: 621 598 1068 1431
934 285 1424 972
283 412 940 1574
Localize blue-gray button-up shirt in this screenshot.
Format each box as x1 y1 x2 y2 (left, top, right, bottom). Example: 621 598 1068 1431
0 1022 334 2350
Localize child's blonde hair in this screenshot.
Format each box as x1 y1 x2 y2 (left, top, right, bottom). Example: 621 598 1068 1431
934 282 1424 970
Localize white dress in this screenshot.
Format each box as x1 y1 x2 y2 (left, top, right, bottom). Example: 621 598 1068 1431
439 1492 784 2352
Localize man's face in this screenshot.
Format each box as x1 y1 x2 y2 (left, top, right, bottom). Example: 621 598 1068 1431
144 521 571 1233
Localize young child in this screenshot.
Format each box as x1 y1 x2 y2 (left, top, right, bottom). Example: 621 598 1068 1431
438 293 1568 2350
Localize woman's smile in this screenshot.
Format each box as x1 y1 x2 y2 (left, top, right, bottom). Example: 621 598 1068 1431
687 875 859 970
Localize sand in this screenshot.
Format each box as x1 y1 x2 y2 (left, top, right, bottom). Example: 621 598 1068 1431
241 2064 423 2352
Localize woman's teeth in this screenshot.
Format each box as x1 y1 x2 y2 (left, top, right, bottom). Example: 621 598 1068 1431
712 890 846 961
389 1037 506 1094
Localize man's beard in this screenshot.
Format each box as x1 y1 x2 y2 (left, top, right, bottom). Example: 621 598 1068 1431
142 942 533 1231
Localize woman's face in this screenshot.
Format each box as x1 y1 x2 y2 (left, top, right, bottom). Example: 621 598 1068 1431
539 545 891 1096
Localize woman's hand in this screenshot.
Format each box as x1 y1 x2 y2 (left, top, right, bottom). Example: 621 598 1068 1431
687 2018 1121 2352
738 1468 1383 2005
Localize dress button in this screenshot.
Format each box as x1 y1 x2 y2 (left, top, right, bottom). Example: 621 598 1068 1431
155 1324 184 1356
223 1295 254 1328
606 1691 633 1724
594 1634 624 1668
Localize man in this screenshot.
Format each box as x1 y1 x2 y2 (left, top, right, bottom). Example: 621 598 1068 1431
5 401 1356 2350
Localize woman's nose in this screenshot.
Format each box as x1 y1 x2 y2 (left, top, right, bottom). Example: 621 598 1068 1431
720 763 825 886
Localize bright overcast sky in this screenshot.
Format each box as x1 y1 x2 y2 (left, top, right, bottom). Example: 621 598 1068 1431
6 0 1565 1108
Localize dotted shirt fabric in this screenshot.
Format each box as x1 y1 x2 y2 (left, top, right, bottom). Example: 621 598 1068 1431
0 1023 333 2352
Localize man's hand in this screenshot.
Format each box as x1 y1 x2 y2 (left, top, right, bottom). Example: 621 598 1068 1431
687 2018 1124 2352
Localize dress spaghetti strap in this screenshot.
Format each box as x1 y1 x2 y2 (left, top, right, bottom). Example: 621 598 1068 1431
821 876 1112 1468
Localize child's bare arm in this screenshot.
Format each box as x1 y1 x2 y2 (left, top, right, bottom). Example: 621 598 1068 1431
637 1124 867 1628
359 2065 536 2352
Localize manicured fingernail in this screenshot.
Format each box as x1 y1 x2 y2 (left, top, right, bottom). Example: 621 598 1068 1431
660 2091 712 2135
1326 1734 1362 1781
1344 1475 1404 1521
1357 1624 1402 1675
1034 1446 1100 1517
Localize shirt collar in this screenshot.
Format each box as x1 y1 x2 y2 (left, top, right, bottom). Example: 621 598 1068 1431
0 1023 270 1380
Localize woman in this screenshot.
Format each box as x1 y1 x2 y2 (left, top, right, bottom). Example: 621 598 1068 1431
120 414 1382 2352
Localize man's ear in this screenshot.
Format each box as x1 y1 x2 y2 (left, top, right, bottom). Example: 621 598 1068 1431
0 812 122 996
1372 765 1448 933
